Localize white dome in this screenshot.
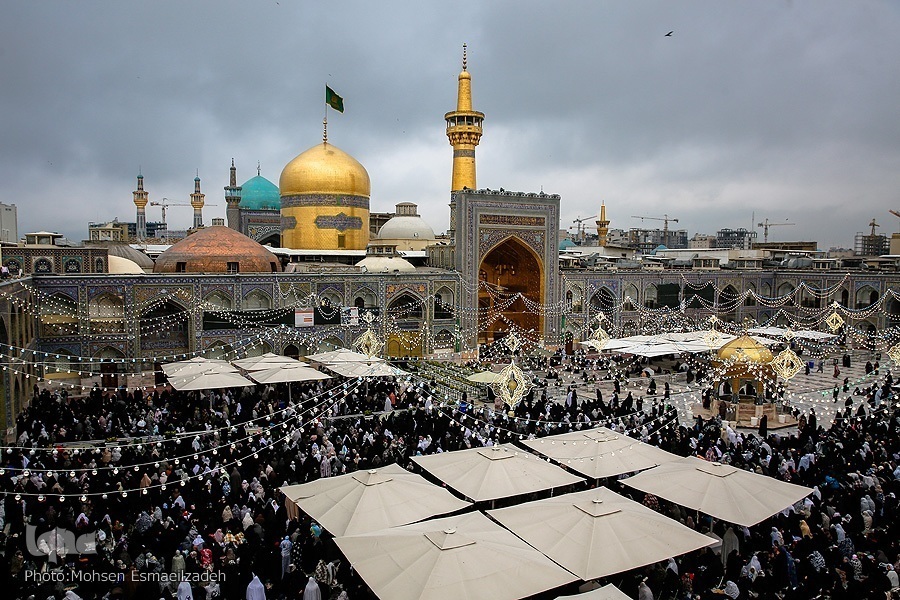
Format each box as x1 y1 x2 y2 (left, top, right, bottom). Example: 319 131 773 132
377 215 436 241
108 255 145 274
356 255 416 273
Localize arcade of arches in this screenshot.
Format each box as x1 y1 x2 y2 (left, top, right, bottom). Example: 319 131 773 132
478 238 543 344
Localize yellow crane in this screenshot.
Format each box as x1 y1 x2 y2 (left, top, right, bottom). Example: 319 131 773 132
631 214 679 247
889 209 900 231
571 215 598 244
757 218 795 243
149 197 218 226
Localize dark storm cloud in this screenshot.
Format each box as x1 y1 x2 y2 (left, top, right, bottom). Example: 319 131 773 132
1 1 898 249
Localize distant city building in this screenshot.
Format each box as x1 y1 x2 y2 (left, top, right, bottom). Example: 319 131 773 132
689 233 716 249
89 219 166 242
0 203 17 243
627 228 688 253
716 228 757 250
855 231 889 256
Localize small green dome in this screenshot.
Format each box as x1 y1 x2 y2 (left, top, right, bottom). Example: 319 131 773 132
239 175 280 210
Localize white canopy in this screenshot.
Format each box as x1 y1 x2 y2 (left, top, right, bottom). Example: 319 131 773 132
412 443 584 502
232 352 307 371
466 370 500 383
326 362 408 378
622 456 813 527
168 368 253 391
490 487 715 580
334 511 577 600
748 326 836 341
280 463 471 536
247 364 331 385
555 584 632 600
306 348 384 363
522 428 681 479
161 357 235 377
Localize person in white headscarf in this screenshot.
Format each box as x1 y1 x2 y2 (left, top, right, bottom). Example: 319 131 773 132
177 581 193 600
246 575 266 600
722 527 740 566
303 576 322 600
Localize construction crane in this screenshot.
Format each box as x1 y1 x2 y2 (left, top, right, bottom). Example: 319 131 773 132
570 215 598 244
631 214 679 248
757 218 795 243
889 210 900 231
868 218 879 236
149 197 218 225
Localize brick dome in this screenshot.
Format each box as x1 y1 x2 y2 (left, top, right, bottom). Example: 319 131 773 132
154 226 282 273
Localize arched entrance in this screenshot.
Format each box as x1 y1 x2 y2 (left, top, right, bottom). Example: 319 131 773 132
478 237 543 343
94 346 125 390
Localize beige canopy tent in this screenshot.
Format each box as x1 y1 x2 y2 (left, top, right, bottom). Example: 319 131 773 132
326 361 408 378
555 584 632 600
622 456 813 527
306 348 384 364
522 428 681 479
161 358 235 377
412 443 583 502
466 370 500 383
232 352 307 371
489 487 715 580
280 464 471 536
167 368 253 391
247 364 331 385
334 511 577 600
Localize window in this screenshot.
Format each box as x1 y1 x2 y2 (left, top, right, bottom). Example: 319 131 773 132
175 262 187 273
270 262 277 272
227 262 239 274
337 234 346 249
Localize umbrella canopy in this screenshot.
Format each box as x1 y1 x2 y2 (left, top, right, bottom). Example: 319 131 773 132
168 368 254 391
161 358 235 377
248 364 331 385
334 511 577 600
412 444 583 502
489 487 715 580
280 463 471 536
465 371 500 383
232 352 307 371
555 584 631 600
621 456 813 527
306 348 384 363
326 361 408 378
521 428 681 479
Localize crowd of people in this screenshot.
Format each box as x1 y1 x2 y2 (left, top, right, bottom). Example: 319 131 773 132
0 350 897 600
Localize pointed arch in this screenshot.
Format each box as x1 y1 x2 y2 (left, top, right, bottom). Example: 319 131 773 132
244 290 272 310
478 235 544 343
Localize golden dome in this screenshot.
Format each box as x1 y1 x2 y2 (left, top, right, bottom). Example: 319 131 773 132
280 142 370 197
717 335 774 363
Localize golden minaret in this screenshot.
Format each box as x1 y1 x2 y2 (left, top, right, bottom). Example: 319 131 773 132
133 173 149 240
190 175 205 229
596 202 610 247
445 44 484 192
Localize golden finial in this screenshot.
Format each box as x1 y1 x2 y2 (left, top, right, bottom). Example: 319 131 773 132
462 43 467 71
323 117 328 144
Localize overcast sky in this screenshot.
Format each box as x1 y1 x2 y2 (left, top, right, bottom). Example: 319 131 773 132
2 1 899 249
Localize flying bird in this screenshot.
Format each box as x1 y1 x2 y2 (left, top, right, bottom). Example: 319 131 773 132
665 31 673 37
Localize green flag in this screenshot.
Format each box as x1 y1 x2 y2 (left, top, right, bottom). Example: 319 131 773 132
326 86 344 113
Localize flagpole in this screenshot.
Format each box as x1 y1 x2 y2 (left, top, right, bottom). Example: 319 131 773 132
323 83 328 144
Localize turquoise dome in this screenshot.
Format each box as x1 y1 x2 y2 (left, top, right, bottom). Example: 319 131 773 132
239 175 280 210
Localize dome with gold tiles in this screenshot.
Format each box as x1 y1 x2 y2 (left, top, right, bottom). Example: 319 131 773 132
717 335 774 363
279 142 371 251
